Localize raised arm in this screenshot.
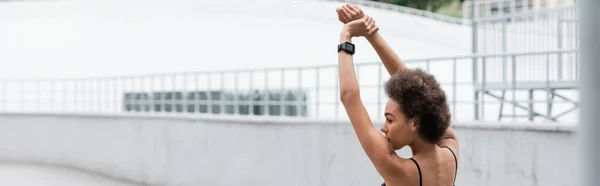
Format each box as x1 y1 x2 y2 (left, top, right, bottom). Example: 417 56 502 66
336 4 407 75
365 33 407 75
337 16 407 178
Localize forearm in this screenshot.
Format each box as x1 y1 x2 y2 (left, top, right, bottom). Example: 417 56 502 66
442 127 457 140
366 33 407 75
338 32 360 97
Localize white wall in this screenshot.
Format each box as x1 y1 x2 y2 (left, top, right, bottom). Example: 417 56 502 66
0 0 471 80
0 113 577 186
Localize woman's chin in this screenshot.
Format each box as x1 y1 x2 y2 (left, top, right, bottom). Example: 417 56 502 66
389 143 400 150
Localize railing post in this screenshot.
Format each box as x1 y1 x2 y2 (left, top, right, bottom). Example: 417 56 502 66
1 81 5 112
502 21 507 83
315 68 320 118
471 1 479 120
97 78 101 113
335 67 339 119
173 74 177 114
35 80 40 113
452 58 457 121
74 79 78 112
161 74 166 114
234 71 239 115
546 53 551 121
296 68 303 117
19 80 24 112
580 1 600 186
132 77 136 113
377 64 382 117
481 57 486 120
280 68 285 117
249 70 254 116
558 19 564 80
151 75 156 113
512 55 517 121
50 80 54 112
65 80 69 112
183 74 188 114
194 73 200 114
207 72 212 114
220 72 225 115
103 78 108 113
264 69 270 116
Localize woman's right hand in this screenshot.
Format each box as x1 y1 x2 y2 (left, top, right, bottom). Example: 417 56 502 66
342 16 379 38
336 4 365 24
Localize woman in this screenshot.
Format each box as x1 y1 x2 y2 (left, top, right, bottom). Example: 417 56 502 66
335 4 459 186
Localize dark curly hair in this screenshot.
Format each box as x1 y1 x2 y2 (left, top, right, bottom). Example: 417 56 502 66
385 68 451 144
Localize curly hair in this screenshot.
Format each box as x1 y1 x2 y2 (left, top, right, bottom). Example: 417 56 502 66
384 68 451 144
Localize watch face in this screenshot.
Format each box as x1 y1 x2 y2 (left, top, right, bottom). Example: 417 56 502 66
346 44 354 51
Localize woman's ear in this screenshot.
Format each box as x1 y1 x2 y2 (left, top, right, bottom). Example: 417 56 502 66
410 117 419 132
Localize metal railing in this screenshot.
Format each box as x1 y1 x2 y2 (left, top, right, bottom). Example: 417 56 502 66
463 0 576 19
0 49 579 122
319 0 469 25
473 5 578 54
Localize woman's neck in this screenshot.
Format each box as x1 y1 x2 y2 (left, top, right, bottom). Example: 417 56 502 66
410 139 438 157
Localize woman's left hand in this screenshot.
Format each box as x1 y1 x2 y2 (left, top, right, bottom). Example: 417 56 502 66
336 4 365 24
342 16 379 38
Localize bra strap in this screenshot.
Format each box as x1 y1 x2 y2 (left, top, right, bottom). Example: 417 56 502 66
409 158 422 186
441 146 458 185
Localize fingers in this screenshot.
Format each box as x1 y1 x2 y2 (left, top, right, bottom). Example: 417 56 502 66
344 4 357 17
366 16 373 25
346 4 363 17
362 16 371 29
368 25 379 35
339 6 351 22
336 8 350 24
339 3 364 21
364 16 378 35
336 8 347 23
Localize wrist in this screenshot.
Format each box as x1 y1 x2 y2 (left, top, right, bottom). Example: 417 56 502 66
340 31 352 43
365 32 379 42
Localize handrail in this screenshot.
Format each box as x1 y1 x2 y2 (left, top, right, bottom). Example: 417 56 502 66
0 49 578 82
473 5 577 22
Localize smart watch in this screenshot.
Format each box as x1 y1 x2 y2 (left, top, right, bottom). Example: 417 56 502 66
338 42 355 55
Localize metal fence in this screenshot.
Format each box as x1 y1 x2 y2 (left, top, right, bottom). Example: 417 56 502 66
473 5 578 54
0 49 579 122
463 0 575 19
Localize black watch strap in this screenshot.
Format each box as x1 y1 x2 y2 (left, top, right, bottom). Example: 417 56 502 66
338 42 355 55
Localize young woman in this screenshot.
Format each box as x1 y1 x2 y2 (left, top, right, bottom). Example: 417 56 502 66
335 4 459 186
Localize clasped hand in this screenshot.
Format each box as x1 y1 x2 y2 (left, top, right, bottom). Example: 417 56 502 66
336 4 379 38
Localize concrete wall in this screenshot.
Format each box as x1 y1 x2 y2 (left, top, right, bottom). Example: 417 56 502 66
0 113 577 186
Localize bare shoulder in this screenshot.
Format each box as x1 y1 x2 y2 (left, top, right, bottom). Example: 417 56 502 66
438 127 459 160
380 155 422 186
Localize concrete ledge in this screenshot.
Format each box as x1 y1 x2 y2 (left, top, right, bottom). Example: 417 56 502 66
0 112 579 186
0 112 578 132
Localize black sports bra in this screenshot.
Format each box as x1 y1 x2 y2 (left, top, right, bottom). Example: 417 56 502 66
380 146 458 186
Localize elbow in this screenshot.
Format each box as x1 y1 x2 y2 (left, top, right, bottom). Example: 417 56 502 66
340 89 360 104
444 127 457 139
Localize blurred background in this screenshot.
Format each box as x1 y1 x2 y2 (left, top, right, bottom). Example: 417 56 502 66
0 0 588 186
